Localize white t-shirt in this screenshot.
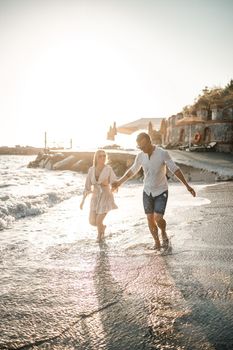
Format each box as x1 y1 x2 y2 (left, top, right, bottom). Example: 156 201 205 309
130 146 179 196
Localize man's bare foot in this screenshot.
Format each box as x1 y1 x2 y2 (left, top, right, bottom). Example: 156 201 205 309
161 239 169 249
161 231 169 248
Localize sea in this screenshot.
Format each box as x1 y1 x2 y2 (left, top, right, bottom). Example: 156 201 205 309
0 154 211 235
0 154 212 349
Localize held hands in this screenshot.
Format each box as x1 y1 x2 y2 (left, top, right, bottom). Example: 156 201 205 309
111 186 118 193
111 180 120 192
186 185 196 197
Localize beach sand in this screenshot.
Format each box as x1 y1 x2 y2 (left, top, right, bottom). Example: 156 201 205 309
1 181 233 349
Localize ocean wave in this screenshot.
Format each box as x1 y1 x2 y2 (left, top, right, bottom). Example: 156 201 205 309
0 183 17 188
0 188 82 231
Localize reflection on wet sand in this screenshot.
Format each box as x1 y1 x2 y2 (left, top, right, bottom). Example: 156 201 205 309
163 183 233 349
92 241 150 350
1 180 233 349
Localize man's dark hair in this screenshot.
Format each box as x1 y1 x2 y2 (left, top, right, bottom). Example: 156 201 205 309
136 132 151 143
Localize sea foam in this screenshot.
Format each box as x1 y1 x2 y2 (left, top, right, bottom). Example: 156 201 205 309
0 155 85 230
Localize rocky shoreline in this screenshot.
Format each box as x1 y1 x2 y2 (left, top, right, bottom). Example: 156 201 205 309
27 148 233 183
27 149 137 177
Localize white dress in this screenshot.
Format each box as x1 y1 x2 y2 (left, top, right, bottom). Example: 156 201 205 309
84 165 118 214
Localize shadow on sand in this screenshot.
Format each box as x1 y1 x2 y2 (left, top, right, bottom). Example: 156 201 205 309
91 241 153 350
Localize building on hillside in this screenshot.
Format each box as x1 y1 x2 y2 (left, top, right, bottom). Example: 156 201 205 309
162 104 233 152
109 110 233 152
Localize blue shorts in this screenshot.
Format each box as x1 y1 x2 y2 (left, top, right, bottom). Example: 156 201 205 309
143 190 168 215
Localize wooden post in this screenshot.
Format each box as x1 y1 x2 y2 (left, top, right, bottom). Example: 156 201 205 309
44 132 47 150
189 125 191 150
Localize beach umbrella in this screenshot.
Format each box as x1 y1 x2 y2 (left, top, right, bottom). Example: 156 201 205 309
175 116 205 149
117 118 163 134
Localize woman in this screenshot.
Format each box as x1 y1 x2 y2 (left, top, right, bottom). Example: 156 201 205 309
80 149 118 242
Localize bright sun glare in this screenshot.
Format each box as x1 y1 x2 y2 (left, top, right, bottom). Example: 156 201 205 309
16 32 136 148
2 1 232 148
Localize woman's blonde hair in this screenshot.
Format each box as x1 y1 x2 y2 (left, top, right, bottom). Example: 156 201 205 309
93 149 108 167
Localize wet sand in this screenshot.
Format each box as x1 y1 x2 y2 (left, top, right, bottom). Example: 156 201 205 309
1 182 233 349
163 181 233 350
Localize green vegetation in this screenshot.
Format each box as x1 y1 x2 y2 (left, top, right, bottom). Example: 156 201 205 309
183 79 233 115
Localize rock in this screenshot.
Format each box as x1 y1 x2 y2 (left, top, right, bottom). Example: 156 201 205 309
28 152 48 168
71 159 92 173
39 158 47 168
53 155 77 170
27 160 39 168
35 151 45 162
50 153 65 164
43 153 65 170
110 161 127 177
44 159 53 170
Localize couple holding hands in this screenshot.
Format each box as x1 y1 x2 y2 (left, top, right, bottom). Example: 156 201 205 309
80 132 195 249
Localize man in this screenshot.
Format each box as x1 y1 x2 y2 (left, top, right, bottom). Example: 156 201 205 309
112 132 196 250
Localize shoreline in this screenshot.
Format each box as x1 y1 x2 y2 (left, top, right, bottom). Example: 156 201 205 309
2 146 233 181
162 181 233 348
24 147 233 182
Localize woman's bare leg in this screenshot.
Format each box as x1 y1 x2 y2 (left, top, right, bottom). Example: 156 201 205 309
96 213 107 241
89 211 97 226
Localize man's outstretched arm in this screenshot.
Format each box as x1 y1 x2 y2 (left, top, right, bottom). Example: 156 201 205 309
174 169 196 197
112 169 134 190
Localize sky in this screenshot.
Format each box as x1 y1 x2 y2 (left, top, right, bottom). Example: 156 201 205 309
0 0 233 148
